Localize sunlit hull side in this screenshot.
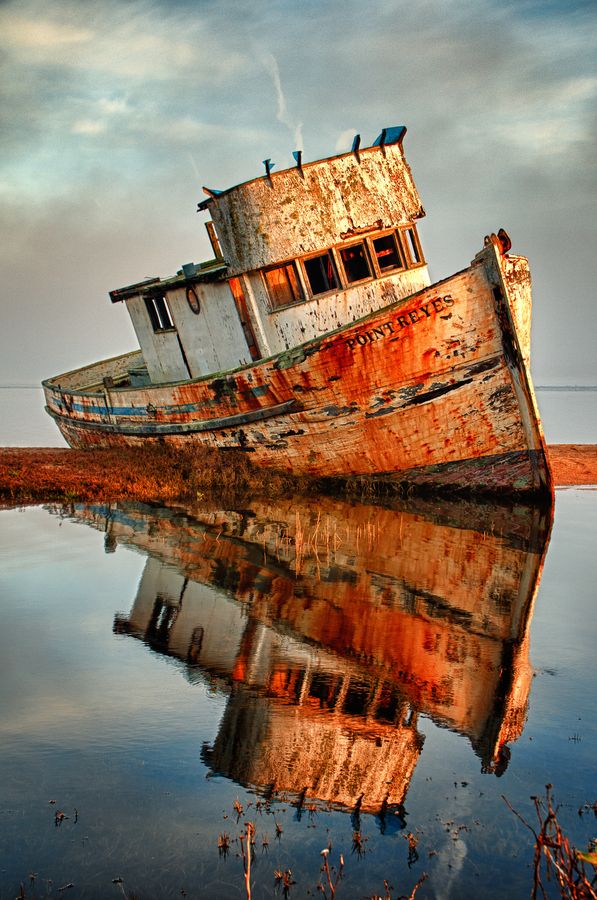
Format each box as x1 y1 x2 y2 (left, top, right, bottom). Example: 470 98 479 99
63 492 553 812
43 242 552 498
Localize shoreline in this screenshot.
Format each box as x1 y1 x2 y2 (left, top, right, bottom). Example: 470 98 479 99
0 444 595 505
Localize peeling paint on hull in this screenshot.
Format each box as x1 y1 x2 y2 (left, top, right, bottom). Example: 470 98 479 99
43 242 552 499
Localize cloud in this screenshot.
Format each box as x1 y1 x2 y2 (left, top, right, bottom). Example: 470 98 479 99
72 118 107 135
0 0 596 386
0 0 249 81
0 11 92 47
263 53 303 150
335 128 358 153
98 97 129 115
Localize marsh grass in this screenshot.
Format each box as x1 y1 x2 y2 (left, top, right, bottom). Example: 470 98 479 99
0 445 310 505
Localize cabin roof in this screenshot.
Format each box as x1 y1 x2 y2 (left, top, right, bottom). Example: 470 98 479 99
197 126 407 212
109 259 228 303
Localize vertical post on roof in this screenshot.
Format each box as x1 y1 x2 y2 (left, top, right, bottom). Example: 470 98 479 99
292 150 303 171
262 159 275 180
351 133 361 162
379 128 387 148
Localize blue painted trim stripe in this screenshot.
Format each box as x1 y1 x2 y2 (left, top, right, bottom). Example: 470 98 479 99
55 400 205 417
46 398 301 436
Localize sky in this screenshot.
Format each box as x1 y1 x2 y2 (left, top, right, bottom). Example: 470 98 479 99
1 0 596 387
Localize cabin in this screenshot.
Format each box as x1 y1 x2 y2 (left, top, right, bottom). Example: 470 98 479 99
109 127 431 386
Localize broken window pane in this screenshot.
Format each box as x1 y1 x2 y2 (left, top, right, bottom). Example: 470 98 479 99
264 263 304 309
303 252 340 296
372 233 404 272
340 241 372 283
145 295 174 331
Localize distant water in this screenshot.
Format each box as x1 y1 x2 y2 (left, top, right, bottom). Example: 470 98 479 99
535 386 597 444
0 385 595 447
0 387 67 447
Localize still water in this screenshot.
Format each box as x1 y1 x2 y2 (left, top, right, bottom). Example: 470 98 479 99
0 491 595 899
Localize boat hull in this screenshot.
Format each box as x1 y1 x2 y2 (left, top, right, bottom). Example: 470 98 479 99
43 242 552 497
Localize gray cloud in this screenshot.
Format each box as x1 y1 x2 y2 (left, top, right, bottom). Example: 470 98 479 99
1 0 596 387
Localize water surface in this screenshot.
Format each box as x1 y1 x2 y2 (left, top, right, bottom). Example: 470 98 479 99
0 491 595 898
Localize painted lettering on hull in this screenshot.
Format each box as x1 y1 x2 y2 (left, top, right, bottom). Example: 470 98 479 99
345 294 455 351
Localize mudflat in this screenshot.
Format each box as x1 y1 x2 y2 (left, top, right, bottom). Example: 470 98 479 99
0 444 595 505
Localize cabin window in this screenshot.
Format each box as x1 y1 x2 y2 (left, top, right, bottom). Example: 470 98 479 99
263 262 304 309
403 226 424 265
339 241 372 283
144 294 174 331
372 233 404 273
303 251 340 296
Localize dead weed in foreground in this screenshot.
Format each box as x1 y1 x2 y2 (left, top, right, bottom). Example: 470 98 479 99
0 445 309 506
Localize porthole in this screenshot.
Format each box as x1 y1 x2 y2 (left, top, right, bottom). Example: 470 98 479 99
186 286 201 315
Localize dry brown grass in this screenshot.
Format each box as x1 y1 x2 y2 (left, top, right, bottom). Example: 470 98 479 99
0 445 309 506
548 445 597 486
2 443 593 508
504 786 597 899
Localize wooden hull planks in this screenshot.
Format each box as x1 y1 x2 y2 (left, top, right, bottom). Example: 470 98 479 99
43 242 552 498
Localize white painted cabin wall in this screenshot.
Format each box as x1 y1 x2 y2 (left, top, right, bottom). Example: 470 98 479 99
126 282 252 384
121 142 432 381
132 558 250 673
165 282 251 376
210 143 424 275
174 581 249 674
126 266 433 379
127 296 190 384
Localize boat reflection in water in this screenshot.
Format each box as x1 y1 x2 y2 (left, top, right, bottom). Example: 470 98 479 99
70 493 552 819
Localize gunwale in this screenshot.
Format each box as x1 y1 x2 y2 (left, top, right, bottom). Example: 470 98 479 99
42 241 552 498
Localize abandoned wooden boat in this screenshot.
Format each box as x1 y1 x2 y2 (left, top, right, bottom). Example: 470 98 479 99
43 126 552 497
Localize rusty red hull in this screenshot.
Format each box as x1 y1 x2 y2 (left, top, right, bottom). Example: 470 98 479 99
43 242 552 498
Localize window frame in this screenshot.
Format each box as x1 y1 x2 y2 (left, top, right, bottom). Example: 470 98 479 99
300 249 341 298
338 239 374 286
400 225 425 267
144 294 175 332
259 226 426 310
261 260 305 311
369 230 406 278
205 221 223 260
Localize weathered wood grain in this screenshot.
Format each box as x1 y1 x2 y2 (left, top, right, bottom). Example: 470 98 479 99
43 242 551 497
